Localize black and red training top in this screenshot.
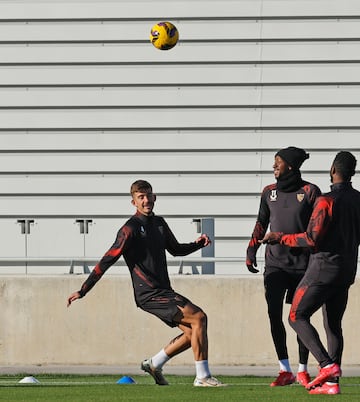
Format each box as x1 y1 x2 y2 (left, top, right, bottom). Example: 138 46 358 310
280 182 360 285
78 211 204 305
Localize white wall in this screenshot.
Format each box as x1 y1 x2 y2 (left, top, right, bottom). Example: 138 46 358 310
0 0 359 274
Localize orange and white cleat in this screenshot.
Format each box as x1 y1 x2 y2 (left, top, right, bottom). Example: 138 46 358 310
306 363 341 390
308 382 340 395
296 371 311 387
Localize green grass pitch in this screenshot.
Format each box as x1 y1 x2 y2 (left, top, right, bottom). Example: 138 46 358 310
0 374 359 401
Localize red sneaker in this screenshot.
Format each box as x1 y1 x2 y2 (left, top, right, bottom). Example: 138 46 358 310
306 363 341 390
296 371 311 387
270 371 295 387
308 382 341 395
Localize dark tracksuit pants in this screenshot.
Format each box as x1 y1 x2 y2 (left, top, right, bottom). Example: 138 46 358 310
288 270 349 368
264 266 309 364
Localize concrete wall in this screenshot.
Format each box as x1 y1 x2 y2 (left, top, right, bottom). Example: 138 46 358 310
0 275 359 367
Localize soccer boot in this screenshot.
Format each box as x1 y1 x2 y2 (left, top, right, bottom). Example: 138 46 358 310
270 371 296 387
141 358 169 385
306 363 341 390
308 382 341 395
296 371 311 387
193 376 224 387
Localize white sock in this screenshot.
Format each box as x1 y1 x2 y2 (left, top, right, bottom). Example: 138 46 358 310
279 359 292 373
151 349 170 369
195 360 211 379
298 363 307 373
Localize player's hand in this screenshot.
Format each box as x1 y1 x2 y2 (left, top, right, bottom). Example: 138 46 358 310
259 232 283 245
196 234 211 247
246 247 259 273
246 257 259 273
67 291 81 307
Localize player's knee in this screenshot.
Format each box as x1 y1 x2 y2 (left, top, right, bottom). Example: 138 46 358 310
288 308 304 328
197 310 208 328
183 330 192 344
288 314 296 328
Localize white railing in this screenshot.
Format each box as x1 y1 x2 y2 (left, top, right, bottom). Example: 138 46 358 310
0 256 250 275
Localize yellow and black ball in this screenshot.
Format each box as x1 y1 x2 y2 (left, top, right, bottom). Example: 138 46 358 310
150 21 179 50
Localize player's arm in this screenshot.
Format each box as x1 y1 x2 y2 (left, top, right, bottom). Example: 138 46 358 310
246 190 270 273
67 226 131 306
261 196 333 248
163 220 207 256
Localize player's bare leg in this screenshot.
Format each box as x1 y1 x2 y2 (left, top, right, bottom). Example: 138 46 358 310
174 303 224 386
174 303 208 360
142 302 223 386
164 328 192 357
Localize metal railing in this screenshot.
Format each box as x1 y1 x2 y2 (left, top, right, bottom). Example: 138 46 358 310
0 256 250 275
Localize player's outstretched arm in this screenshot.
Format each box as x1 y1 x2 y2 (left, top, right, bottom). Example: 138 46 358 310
259 231 283 244
67 291 81 307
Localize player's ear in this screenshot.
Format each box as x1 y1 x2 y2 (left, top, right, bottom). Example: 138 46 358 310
153 194 157 202
131 198 135 206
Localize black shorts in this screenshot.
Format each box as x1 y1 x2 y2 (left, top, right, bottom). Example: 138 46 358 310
137 289 192 328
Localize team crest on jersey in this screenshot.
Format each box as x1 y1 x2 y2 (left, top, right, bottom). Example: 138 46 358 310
140 226 146 236
270 189 277 201
297 193 305 202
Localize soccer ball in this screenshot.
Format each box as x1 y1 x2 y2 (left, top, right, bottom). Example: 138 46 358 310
150 21 179 50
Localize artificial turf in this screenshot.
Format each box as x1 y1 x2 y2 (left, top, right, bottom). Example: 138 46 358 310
0 374 359 401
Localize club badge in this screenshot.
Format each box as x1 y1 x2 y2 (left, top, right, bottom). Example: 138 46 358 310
297 193 305 203
270 190 277 202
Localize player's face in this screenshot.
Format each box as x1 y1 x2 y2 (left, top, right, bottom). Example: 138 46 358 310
131 190 156 216
273 155 290 179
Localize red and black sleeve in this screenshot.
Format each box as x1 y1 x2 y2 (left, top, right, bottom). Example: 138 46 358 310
280 196 333 249
246 189 270 262
78 225 132 297
163 219 203 256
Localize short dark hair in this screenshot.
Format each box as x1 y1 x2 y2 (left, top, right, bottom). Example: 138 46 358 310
130 180 152 195
333 151 357 181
